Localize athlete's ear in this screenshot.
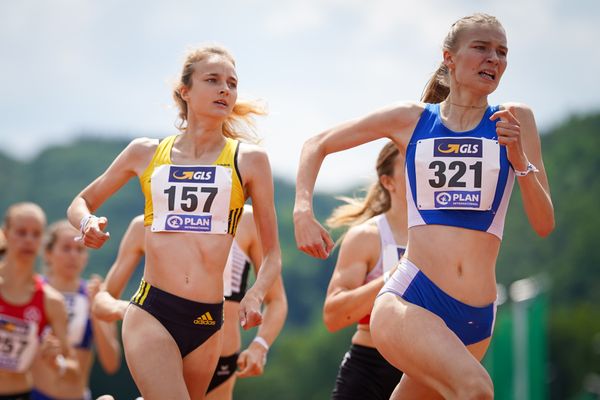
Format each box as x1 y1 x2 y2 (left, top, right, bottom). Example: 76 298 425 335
443 50 455 71
179 85 190 102
380 174 395 193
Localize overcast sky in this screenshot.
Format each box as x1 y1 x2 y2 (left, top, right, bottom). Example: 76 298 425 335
1 0 598 191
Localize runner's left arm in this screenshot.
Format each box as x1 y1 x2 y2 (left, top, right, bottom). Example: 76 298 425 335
237 145 282 330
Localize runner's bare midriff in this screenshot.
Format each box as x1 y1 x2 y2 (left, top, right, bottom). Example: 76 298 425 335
143 228 233 303
406 224 500 306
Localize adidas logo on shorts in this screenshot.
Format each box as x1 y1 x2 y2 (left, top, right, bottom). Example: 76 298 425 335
193 312 216 325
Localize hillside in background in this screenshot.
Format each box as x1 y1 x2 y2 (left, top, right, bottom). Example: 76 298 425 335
0 111 599 399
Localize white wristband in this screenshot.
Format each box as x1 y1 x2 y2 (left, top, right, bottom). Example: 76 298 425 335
252 336 269 352
55 354 67 376
514 162 539 177
76 214 96 241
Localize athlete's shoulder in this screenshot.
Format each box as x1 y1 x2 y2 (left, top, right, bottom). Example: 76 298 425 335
126 137 160 156
338 222 381 262
124 214 146 253
237 143 270 174
499 102 535 119
237 142 268 158
130 214 146 229
42 283 66 308
384 100 426 120
343 220 381 246
370 101 426 142
499 102 537 133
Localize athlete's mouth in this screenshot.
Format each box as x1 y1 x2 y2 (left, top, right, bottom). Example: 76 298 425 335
479 70 496 81
214 99 228 107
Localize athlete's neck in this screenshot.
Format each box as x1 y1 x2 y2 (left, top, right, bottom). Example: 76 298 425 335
185 115 225 141
0 257 35 287
47 273 80 292
442 94 488 111
177 126 226 160
440 98 489 132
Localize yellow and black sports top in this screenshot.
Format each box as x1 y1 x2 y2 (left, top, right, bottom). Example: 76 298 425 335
140 135 245 235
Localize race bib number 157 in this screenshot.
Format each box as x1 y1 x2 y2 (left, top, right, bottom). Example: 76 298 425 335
151 165 232 234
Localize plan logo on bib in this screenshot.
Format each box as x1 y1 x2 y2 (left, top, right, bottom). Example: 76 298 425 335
434 138 482 158
165 214 212 232
435 191 481 208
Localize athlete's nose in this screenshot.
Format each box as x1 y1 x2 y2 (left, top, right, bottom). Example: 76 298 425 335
219 84 229 96
487 49 499 65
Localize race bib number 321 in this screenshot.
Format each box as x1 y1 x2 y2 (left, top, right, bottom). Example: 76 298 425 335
414 137 500 211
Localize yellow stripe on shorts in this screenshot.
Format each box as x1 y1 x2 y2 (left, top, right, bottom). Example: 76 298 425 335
132 280 147 304
138 281 151 305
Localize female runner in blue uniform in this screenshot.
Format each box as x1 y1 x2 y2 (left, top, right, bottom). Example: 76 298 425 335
68 45 281 400
294 13 554 399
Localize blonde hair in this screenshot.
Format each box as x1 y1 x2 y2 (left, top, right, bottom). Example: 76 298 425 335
172 45 265 143
45 219 78 252
327 142 402 228
2 202 46 230
421 13 504 103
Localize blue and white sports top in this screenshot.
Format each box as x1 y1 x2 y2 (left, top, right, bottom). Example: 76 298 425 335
55 279 93 349
64 281 93 349
364 214 407 283
359 214 406 325
405 103 515 239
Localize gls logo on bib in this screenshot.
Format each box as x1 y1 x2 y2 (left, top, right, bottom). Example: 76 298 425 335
434 138 482 157
169 166 216 183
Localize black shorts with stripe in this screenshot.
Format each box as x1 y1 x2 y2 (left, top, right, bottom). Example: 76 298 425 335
130 279 223 358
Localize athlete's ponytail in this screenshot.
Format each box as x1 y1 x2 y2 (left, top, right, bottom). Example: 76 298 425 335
327 142 402 229
421 13 504 104
421 63 450 104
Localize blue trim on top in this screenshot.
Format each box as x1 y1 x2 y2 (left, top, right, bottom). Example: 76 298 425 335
406 103 511 233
